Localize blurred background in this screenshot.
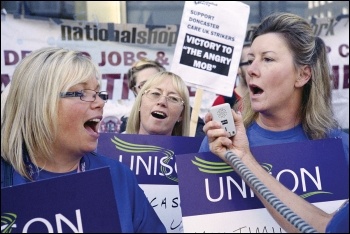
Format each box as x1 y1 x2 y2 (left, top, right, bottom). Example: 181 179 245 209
1 1 349 25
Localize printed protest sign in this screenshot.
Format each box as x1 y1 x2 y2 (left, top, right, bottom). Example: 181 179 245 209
1 167 121 233
96 133 204 233
176 138 349 232
171 1 250 97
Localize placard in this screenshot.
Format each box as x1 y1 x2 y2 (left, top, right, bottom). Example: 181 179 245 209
1 167 121 233
176 138 349 232
97 133 204 233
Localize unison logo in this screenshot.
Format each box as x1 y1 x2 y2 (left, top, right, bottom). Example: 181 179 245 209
191 156 331 199
191 156 272 174
1 213 17 233
112 136 178 182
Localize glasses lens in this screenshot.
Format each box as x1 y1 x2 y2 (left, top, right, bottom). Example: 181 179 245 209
80 90 93 102
144 89 183 105
145 89 161 100
167 95 183 104
98 92 108 101
80 90 108 102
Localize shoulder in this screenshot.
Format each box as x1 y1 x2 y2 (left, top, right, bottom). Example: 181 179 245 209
328 129 349 146
198 136 210 152
326 199 349 233
1 158 14 188
327 129 349 164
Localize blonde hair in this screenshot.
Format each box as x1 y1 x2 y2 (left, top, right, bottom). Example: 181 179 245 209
242 12 338 139
127 58 165 95
126 71 190 136
1 47 101 179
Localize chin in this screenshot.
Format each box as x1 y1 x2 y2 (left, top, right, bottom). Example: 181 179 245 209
85 142 98 152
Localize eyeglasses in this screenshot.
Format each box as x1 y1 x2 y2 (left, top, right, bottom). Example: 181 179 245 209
60 89 108 103
134 81 146 90
143 89 184 106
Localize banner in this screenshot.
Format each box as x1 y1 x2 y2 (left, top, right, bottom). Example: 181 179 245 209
175 138 349 232
96 133 204 233
310 15 349 130
1 167 121 233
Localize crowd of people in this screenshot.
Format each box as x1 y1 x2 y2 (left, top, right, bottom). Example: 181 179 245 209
1 11 348 233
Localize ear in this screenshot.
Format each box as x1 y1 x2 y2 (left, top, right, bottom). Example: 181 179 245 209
295 65 311 88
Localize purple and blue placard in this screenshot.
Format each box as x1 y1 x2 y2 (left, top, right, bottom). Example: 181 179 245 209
96 133 204 233
96 133 204 185
176 138 349 232
1 167 121 233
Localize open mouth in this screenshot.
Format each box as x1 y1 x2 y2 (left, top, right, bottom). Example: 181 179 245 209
84 118 101 133
250 84 264 95
151 111 167 119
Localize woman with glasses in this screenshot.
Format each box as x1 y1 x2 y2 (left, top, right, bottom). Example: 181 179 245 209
119 58 166 133
126 71 191 136
1 47 166 233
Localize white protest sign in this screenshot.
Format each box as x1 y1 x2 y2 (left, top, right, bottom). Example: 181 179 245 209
170 1 250 97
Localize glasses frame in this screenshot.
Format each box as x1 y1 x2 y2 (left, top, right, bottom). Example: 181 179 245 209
134 81 146 90
60 89 108 103
143 89 184 106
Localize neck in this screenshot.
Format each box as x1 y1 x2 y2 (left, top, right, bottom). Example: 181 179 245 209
36 157 82 173
257 113 301 131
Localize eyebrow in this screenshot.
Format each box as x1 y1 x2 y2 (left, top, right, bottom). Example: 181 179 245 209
73 82 100 91
247 50 276 57
261 51 276 55
152 87 180 96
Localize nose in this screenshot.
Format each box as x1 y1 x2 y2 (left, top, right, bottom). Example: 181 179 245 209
92 95 106 109
247 60 259 78
157 95 168 106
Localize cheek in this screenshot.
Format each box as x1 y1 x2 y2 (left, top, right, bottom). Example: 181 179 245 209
140 99 153 112
170 106 183 119
58 110 78 130
57 103 84 129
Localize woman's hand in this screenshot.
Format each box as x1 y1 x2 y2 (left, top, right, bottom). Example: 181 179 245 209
203 110 250 162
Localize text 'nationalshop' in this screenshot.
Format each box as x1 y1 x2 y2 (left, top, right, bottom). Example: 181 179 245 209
61 24 179 47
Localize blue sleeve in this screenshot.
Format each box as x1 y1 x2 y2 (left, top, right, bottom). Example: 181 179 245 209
198 136 210 152
90 155 166 233
340 132 349 165
130 173 167 233
325 200 349 233
113 164 166 233
329 130 349 165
